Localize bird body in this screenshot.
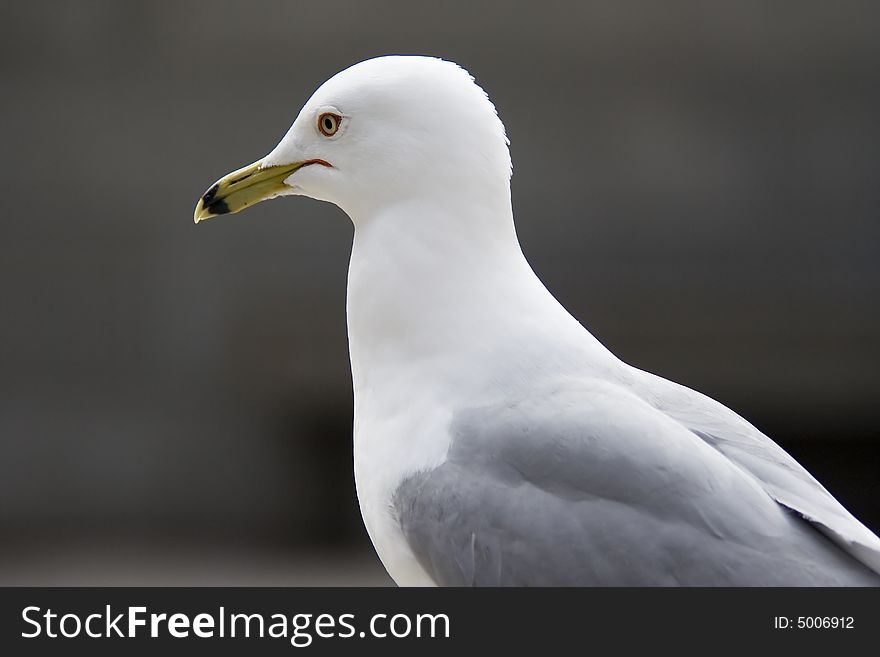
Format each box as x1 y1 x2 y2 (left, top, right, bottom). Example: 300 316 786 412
195 56 880 586
346 196 879 586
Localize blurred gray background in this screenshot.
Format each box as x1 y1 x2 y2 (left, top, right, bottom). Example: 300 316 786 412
0 1 878 584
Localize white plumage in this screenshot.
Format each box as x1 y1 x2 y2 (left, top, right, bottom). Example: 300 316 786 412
201 56 880 586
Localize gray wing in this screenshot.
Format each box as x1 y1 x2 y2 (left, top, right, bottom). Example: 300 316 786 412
393 380 879 586
631 368 880 573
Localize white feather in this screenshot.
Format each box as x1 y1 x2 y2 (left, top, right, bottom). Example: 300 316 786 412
259 55 879 584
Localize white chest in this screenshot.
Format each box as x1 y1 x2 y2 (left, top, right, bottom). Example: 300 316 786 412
352 396 452 586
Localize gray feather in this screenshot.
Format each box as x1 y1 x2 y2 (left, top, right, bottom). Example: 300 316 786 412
393 381 880 586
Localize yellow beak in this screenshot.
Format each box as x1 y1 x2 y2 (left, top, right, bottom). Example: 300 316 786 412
193 159 315 224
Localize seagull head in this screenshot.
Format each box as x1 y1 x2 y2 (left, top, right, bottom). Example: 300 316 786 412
194 55 511 224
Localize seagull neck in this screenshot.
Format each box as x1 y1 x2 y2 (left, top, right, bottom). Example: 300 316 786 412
345 190 593 396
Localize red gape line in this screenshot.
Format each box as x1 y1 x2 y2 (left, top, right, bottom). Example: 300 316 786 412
303 158 333 168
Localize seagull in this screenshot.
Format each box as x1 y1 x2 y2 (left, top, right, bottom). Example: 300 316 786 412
194 55 880 586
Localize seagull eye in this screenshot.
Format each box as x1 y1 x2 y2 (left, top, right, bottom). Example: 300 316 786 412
318 112 341 137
